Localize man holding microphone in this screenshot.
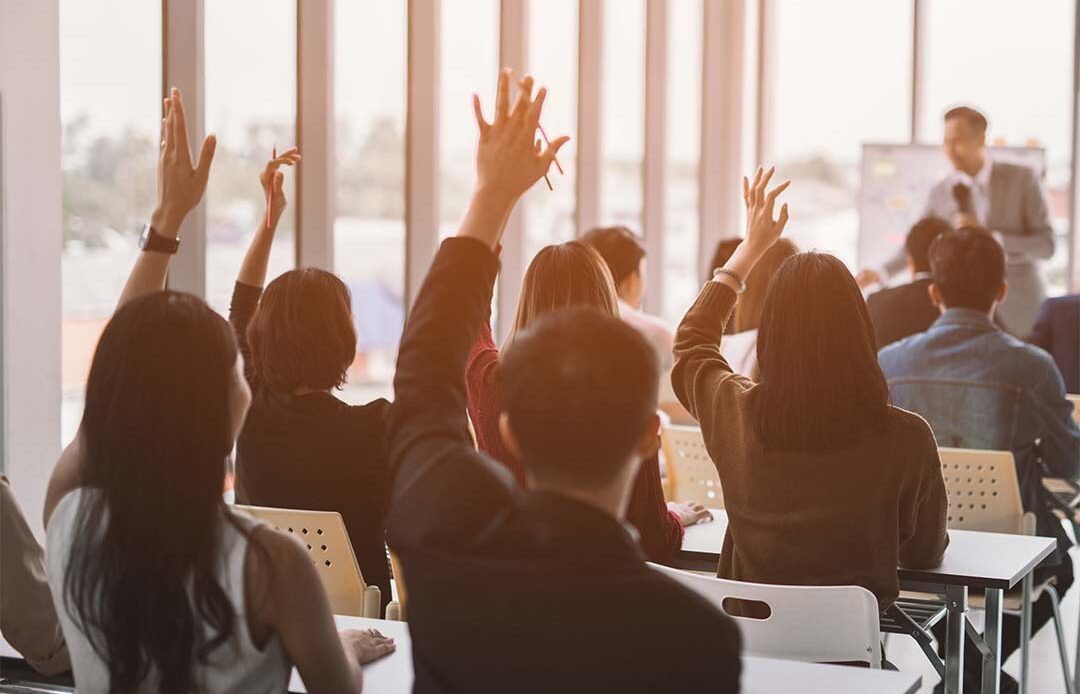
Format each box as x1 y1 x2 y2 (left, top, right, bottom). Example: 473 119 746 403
858 106 1055 335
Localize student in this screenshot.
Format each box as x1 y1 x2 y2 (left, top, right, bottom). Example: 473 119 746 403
466 241 709 562
386 70 741 693
1 477 70 675
716 238 798 379
672 167 949 616
879 226 1080 693
43 88 393 694
866 217 951 348
1028 293 1080 393
229 149 393 611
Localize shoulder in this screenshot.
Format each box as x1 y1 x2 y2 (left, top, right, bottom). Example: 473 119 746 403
885 405 935 439
995 161 1038 184
1045 294 1080 313
878 330 929 365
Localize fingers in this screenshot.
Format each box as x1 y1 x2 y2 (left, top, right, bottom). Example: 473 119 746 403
193 134 217 191
777 202 790 232
742 176 749 207
494 68 511 123
764 179 791 212
164 98 177 156
473 94 491 135
510 76 534 121
749 166 763 198
756 166 775 207
525 86 547 129
169 87 192 163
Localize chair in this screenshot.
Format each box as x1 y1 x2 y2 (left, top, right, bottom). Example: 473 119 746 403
649 563 882 668
660 425 724 507
236 505 397 619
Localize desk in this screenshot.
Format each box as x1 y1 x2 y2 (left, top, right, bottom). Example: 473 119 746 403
675 510 1057 694
287 616 920 694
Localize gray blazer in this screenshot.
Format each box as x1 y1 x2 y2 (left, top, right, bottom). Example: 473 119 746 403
884 161 1055 335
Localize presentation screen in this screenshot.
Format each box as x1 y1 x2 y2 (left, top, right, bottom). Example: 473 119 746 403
857 143 1045 268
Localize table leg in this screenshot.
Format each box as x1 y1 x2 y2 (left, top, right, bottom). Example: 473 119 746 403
1020 572 1033 693
982 588 1003 694
946 584 968 694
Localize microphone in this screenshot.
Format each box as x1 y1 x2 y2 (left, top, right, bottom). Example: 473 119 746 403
953 183 975 216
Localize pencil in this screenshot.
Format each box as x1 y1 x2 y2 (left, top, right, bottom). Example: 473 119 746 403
537 123 564 175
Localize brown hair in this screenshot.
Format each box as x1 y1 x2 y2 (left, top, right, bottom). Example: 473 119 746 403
731 238 800 333
505 241 619 346
579 226 646 288
247 268 357 392
929 226 1005 312
944 106 988 135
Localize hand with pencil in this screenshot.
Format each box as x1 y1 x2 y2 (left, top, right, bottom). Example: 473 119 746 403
260 146 301 230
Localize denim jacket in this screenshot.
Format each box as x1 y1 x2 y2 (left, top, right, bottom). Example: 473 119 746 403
879 308 1080 560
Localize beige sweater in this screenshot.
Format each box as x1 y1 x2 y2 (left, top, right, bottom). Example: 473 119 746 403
672 281 949 611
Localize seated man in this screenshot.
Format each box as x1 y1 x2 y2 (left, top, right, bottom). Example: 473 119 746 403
386 71 741 694
1028 293 1080 394
879 226 1080 693
866 216 951 348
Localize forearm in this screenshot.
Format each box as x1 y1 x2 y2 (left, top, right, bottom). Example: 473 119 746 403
457 186 518 251
237 216 282 288
116 207 183 308
671 282 739 417
999 229 1055 260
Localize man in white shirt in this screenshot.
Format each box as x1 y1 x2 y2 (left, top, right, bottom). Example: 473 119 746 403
858 106 1054 335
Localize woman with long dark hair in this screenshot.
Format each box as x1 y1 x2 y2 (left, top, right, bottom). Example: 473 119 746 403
43 88 393 694
671 167 950 615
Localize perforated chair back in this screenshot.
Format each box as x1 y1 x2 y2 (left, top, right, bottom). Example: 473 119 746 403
1067 394 1080 428
938 448 1023 534
661 425 724 507
236 505 377 617
650 563 882 668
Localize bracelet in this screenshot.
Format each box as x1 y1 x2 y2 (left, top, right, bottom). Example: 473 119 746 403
712 267 747 294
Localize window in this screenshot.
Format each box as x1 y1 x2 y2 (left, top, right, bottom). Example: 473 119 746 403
770 0 912 268
599 0 646 231
60 0 161 444
439 0 500 240
662 0 703 325
205 0 298 314
334 0 407 404
525 0 579 261
922 0 1075 293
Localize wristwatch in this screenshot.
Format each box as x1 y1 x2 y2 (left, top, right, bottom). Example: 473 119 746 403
139 223 180 254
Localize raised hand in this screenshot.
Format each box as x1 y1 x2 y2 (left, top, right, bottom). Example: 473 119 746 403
152 87 217 238
472 69 569 204
260 147 301 229
741 166 790 254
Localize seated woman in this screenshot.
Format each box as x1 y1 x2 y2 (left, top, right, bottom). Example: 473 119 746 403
672 167 949 616
228 149 393 612
44 89 394 694
466 241 710 562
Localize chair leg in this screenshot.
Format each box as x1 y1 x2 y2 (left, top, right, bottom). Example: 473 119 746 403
1047 589 1077 694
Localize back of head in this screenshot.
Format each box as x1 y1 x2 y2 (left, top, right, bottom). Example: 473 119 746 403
248 268 357 392
500 307 659 487
929 227 1005 312
905 217 952 274
508 241 619 343
707 239 743 283
72 291 242 694
755 252 890 453
579 226 646 288
732 239 799 333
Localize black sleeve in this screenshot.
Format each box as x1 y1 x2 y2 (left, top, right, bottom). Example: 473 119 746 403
385 238 515 551
229 281 263 389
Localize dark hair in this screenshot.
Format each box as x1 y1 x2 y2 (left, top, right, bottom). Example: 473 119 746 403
247 268 357 392
580 226 646 288
707 239 743 282
755 253 891 453
500 307 659 486
731 239 799 334
905 217 952 274
944 106 988 135
929 226 1005 312
66 291 243 694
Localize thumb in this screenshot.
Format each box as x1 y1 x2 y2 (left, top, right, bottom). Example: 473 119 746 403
274 170 285 196
542 135 570 163
194 134 217 190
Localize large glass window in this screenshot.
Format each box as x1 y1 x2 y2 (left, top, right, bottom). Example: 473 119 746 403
662 0 703 325
770 0 912 268
599 0 646 230
335 0 407 404
439 0 500 240
525 0 579 261
922 0 1075 293
59 0 161 444
205 0 297 314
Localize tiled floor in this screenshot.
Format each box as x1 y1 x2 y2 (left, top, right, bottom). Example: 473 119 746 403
888 545 1080 693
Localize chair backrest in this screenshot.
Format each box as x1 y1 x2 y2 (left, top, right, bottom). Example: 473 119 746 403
649 563 881 668
887 378 1021 451
660 425 724 507
938 448 1024 534
1067 394 1080 428
236 505 376 617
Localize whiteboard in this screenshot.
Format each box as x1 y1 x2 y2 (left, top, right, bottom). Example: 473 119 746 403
857 143 1045 267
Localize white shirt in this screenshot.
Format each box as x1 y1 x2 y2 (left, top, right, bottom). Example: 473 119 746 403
951 156 993 226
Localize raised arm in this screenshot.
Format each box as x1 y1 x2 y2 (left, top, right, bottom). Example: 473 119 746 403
386 70 568 546
117 88 216 308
